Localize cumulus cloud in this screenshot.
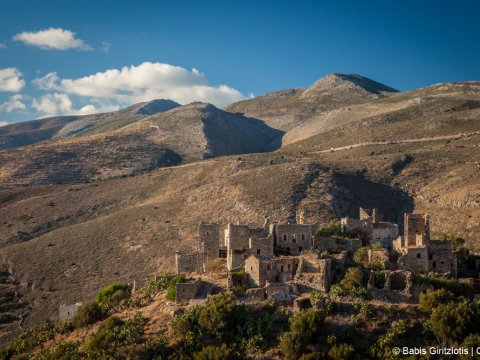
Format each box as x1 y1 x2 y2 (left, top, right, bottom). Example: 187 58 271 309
0 94 27 113
0 121 9 127
13 28 92 50
33 62 246 108
0 67 25 92
32 93 119 117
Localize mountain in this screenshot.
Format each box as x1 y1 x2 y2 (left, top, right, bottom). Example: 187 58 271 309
0 99 181 149
0 102 283 187
0 75 479 334
225 73 398 131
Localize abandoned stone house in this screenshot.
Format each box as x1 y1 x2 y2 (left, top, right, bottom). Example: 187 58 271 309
244 251 331 292
393 213 457 277
59 302 83 320
341 208 398 248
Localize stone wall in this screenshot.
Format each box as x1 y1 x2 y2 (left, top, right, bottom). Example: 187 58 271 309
398 247 429 274
175 252 207 274
272 224 315 255
372 223 398 248
199 223 219 260
59 303 82 320
226 223 268 270
175 279 203 302
249 234 274 257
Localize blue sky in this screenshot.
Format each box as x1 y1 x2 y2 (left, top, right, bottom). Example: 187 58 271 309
1 0 479 124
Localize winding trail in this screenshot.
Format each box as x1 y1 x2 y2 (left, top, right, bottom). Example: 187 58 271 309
309 130 480 154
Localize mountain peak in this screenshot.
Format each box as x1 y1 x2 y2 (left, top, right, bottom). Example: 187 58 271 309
301 73 398 99
132 99 180 115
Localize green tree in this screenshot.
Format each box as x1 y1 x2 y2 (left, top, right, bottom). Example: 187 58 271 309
431 301 472 346
461 334 480 360
198 293 236 341
419 288 456 314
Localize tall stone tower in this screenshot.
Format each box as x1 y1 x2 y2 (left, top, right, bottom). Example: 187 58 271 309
404 213 430 247
198 223 219 260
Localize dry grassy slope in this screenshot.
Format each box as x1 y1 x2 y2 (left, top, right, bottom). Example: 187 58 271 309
0 146 416 328
282 82 480 146
225 73 398 131
0 103 283 187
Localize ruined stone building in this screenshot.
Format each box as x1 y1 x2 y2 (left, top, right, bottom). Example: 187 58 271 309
244 251 331 292
393 213 457 277
175 252 207 274
271 223 316 255
341 208 398 248
225 220 273 270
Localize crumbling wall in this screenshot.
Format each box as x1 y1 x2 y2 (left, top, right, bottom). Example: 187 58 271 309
397 247 429 274
372 223 398 247
265 282 292 297
295 254 331 292
175 252 207 274
249 234 274 256
428 240 457 277
59 303 82 320
226 223 268 270
175 279 202 302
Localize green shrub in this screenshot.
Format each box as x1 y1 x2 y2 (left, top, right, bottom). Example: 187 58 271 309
193 344 233 360
198 293 236 340
353 247 369 266
431 301 472 346
370 320 406 359
419 288 456 314
280 309 325 359
413 274 472 297
37 341 81 360
166 275 187 301
340 267 364 290
142 276 171 298
145 335 170 359
328 343 354 360
85 312 144 355
72 301 106 328
300 352 324 360
317 221 342 237
96 282 132 309
461 333 480 359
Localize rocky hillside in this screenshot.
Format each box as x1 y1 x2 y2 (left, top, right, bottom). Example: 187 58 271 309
0 99 180 149
225 73 398 131
0 75 478 334
0 102 283 187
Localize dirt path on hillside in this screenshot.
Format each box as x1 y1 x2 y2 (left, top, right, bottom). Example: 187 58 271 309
310 130 480 154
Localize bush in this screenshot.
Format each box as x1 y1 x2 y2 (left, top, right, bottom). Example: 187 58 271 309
431 301 473 346
96 282 132 309
353 247 369 266
166 275 187 301
300 353 324 360
328 343 354 360
206 259 226 273
461 333 480 360
85 312 144 355
280 309 325 359
193 344 233 360
419 288 456 314
370 320 406 359
37 341 81 359
72 301 105 328
198 293 236 341
141 276 171 298
144 335 170 359
341 267 364 290
317 221 342 237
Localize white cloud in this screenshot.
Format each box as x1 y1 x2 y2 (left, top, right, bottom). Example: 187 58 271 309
0 67 25 92
101 41 111 53
0 43 6 49
13 28 92 50
0 94 27 113
33 62 246 108
32 93 119 117
0 121 9 127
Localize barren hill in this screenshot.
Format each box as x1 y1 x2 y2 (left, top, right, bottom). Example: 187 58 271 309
0 102 283 187
225 73 398 131
0 76 479 335
0 99 180 149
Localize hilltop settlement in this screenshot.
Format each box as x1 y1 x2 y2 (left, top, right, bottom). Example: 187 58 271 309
170 208 464 304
